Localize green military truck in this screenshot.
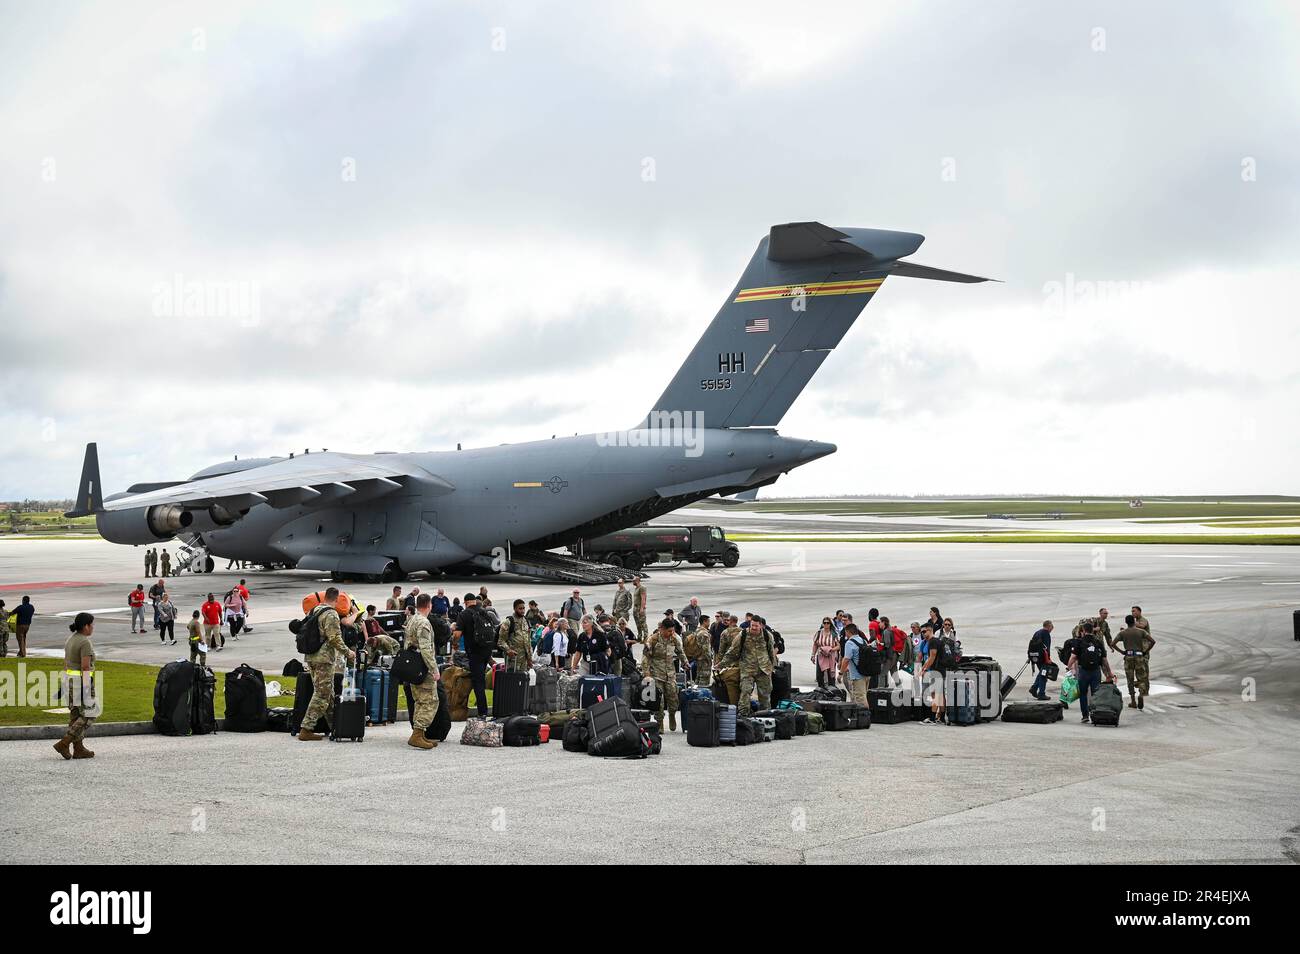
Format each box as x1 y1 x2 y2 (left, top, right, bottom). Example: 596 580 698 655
572 525 740 571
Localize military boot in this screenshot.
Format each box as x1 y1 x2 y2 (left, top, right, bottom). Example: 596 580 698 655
1127 696 1137 709
655 711 665 733
53 734 73 760
408 729 435 750
1137 694 1145 710
668 709 678 732
298 726 324 741
72 740 95 759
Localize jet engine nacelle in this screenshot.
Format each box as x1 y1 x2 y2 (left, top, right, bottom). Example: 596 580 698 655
97 504 194 544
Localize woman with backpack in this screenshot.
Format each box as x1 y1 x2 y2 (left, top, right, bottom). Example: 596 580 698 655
812 617 839 689
223 587 247 640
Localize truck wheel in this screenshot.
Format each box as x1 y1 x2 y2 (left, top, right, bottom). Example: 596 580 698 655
722 549 740 568
606 553 624 568
625 553 644 572
702 557 718 568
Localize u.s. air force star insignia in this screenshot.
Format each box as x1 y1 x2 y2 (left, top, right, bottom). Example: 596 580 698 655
545 476 569 494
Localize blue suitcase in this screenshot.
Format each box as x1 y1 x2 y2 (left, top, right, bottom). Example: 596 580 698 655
678 685 713 727
580 674 622 710
363 668 397 725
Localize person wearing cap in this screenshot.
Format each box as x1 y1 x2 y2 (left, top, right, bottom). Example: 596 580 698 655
632 576 649 641
452 591 495 717
560 588 586 635
54 612 99 759
612 578 632 621
661 607 683 635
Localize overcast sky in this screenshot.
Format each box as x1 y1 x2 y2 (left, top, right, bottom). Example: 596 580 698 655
2 0 1297 499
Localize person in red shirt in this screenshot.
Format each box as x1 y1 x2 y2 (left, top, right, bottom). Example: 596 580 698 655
200 593 224 651
878 615 906 688
236 579 253 632
127 584 147 633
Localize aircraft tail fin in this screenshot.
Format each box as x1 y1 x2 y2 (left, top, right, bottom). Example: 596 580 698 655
64 443 104 517
642 222 993 429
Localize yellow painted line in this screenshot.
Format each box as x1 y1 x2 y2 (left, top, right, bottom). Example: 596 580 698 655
512 482 544 488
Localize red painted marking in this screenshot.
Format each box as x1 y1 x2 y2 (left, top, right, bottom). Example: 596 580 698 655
0 581 100 592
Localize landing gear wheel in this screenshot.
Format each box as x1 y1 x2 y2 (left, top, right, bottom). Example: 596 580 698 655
380 562 405 584
722 549 739 568
203 556 215 573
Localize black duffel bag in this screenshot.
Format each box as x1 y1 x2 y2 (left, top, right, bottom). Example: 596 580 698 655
390 647 429 685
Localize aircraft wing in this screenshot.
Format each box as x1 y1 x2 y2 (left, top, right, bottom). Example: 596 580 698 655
100 451 452 512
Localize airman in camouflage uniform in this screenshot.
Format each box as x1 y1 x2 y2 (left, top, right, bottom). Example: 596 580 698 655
1131 606 1151 637
498 599 534 673
405 594 439 749
632 576 649 641
718 618 775 712
298 588 355 741
612 580 633 622
716 615 742 662
1112 614 1156 709
684 625 713 686
365 632 400 667
643 620 688 731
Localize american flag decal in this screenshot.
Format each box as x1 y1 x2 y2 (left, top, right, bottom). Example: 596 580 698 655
745 317 769 333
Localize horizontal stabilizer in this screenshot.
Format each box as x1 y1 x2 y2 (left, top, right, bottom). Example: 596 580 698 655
890 260 997 283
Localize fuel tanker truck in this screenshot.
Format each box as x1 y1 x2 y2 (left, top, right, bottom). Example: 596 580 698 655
571 525 739 570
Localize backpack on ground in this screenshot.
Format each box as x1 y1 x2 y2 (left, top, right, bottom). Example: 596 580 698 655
223 664 267 732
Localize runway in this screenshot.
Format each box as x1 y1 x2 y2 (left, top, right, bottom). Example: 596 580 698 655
2 537 1299 867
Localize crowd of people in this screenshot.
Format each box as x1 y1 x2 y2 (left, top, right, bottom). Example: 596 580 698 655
40 569 1159 757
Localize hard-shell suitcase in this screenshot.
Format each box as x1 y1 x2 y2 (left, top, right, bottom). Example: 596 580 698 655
718 704 737 744
687 698 721 747
946 675 978 726
331 696 367 741
868 687 909 725
364 667 397 725
678 685 713 725
1088 682 1123 726
1001 700 1064 724
850 703 872 730
580 674 622 710
501 714 542 746
493 670 531 717
223 664 267 732
152 660 194 736
953 660 1004 721
820 701 854 731
190 665 218 735
753 716 777 742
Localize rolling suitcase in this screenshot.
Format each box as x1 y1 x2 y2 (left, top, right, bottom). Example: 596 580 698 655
223 664 267 732
946 674 978 726
718 704 737 744
771 661 793 707
529 665 560 715
1001 661 1030 701
868 688 909 725
820 701 854 731
687 698 721 747
501 714 542 746
587 696 650 758
580 674 622 710
493 670 531 717
331 695 367 741
364 667 397 725
1002 700 1064 724
678 685 713 726
753 716 777 741
190 665 218 735
152 660 194 736
1088 682 1123 726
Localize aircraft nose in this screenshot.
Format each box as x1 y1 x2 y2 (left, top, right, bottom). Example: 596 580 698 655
799 439 837 461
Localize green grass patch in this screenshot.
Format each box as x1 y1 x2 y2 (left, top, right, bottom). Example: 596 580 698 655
0 657 261 727
0 509 99 536
727 533 1300 546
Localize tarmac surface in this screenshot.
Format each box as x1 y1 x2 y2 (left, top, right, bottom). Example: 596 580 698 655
2 537 1299 865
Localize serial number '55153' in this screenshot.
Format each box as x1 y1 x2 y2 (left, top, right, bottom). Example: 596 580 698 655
700 378 733 390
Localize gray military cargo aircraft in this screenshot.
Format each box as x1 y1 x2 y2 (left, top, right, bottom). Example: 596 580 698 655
67 222 992 583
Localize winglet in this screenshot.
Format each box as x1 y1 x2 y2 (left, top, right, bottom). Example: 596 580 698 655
64 443 104 517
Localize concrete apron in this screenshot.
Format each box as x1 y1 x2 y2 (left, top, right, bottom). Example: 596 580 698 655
0 711 411 741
